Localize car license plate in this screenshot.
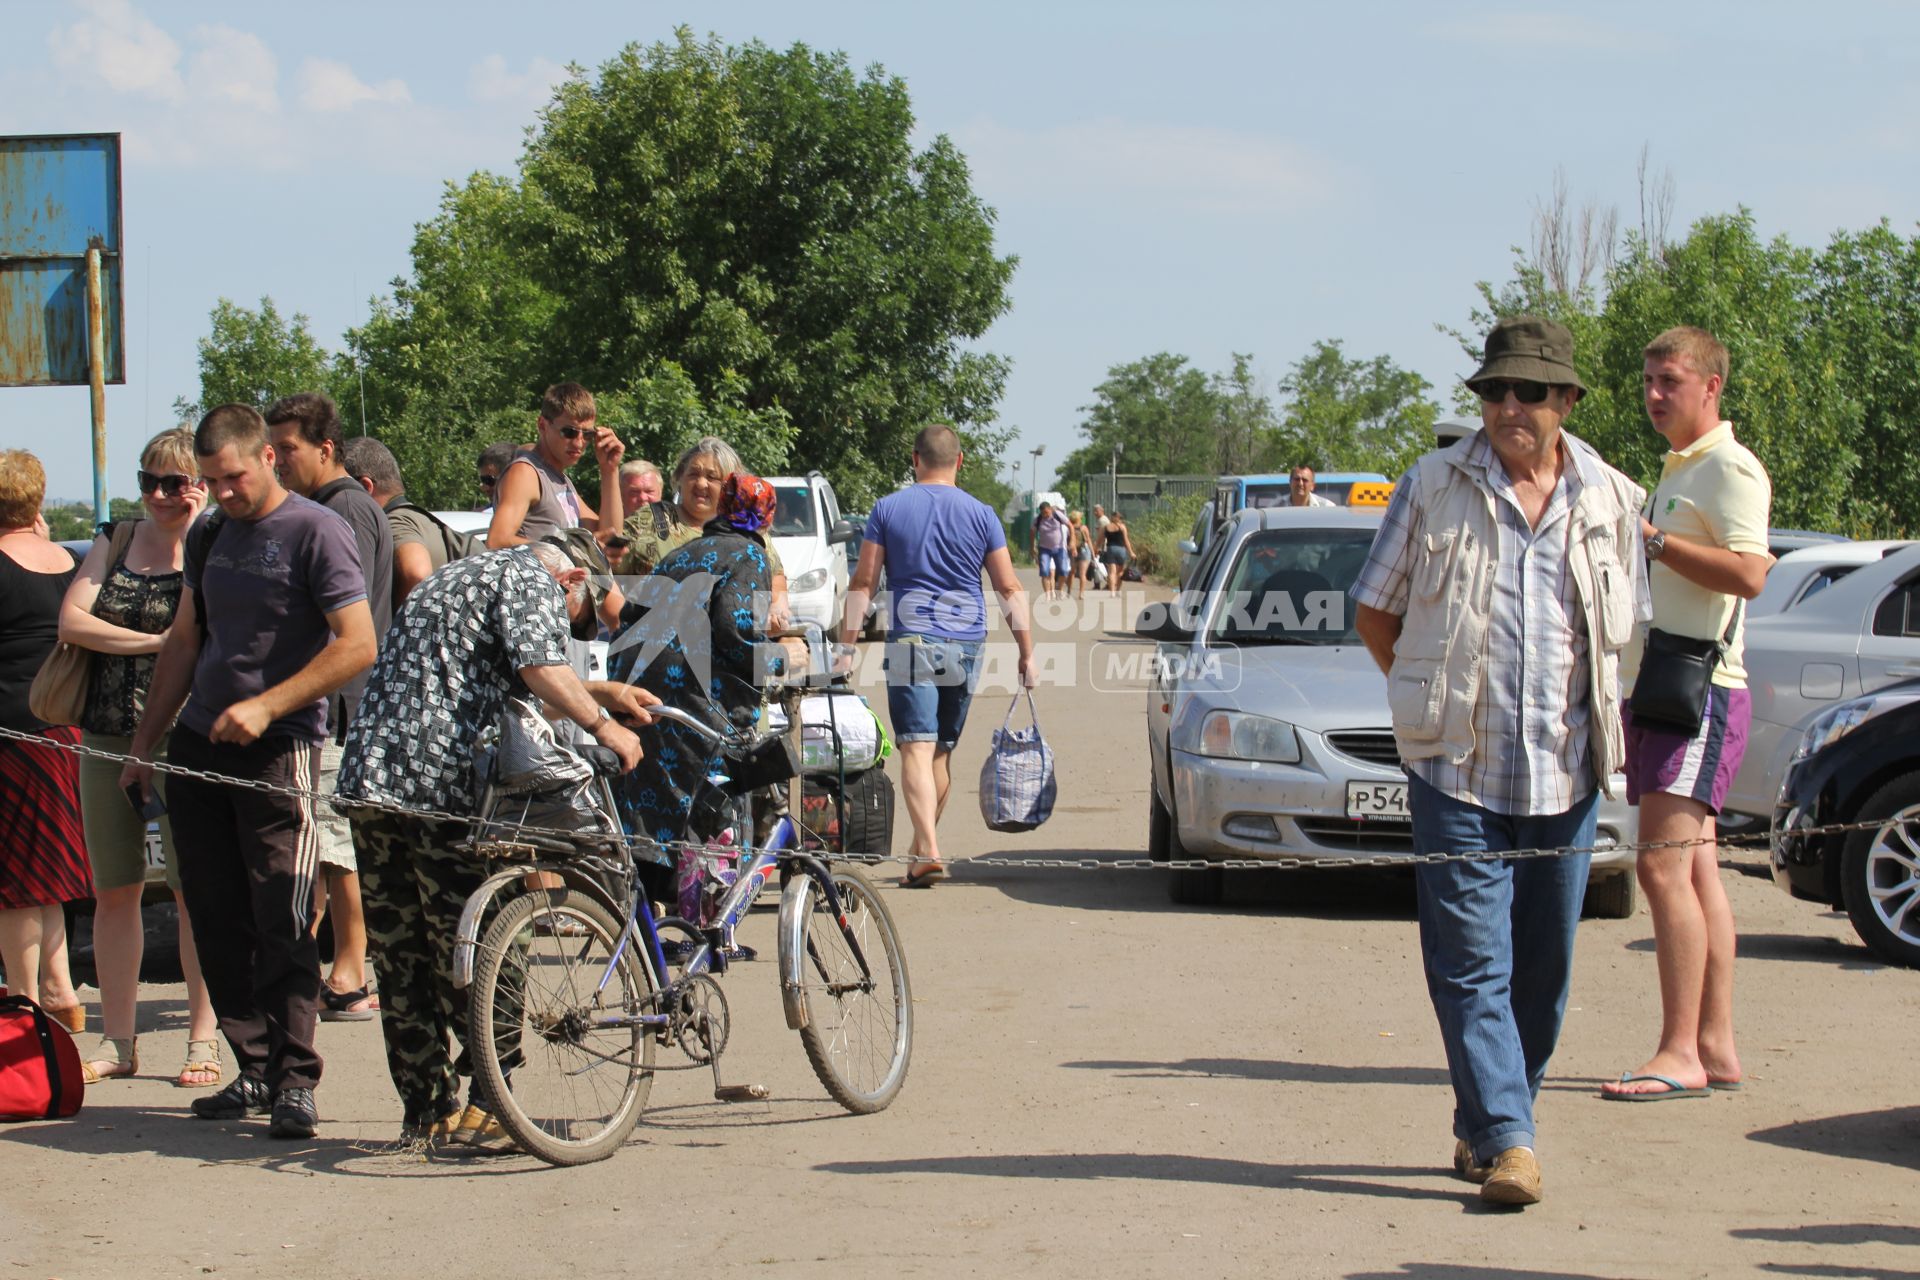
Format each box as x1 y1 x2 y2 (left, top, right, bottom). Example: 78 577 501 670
143 825 164 871
1345 780 1409 821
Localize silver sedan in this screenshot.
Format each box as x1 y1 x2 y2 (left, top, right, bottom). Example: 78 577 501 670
1138 506 1637 914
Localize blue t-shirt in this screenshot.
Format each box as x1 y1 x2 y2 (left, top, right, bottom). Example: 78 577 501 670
865 484 1006 641
182 494 368 743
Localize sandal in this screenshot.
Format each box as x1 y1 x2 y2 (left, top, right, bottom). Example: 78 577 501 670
900 862 949 889
176 1039 223 1089
320 984 380 1023
81 1036 138 1084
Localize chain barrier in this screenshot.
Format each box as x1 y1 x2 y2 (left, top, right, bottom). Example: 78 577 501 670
0 722 1870 872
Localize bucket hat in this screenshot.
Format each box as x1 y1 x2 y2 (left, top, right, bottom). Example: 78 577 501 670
539 528 612 639
1466 316 1587 399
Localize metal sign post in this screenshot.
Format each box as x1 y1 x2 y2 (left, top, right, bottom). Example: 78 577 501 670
0 133 125 526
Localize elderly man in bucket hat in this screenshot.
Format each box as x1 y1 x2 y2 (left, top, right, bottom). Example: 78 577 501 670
1350 315 1647 1206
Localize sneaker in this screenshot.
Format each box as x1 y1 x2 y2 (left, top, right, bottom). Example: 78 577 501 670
190 1074 271 1120
398 1104 463 1148
452 1102 516 1155
1452 1138 1492 1185
269 1087 319 1140
1480 1147 1542 1206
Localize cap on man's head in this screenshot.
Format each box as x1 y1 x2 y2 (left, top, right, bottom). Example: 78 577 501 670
1466 315 1587 400
539 528 611 639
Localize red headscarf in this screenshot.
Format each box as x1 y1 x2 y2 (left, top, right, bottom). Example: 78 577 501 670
719 472 776 534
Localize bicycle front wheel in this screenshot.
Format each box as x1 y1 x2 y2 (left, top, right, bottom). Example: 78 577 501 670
787 865 912 1113
469 888 656 1166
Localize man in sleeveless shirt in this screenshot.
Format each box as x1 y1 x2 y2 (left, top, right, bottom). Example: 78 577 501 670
485 382 625 553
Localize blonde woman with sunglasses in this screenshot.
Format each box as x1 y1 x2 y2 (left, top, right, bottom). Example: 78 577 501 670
57 428 221 1089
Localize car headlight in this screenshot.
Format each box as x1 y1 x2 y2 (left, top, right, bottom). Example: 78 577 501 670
1193 710 1301 764
1794 690 1920 761
789 567 831 593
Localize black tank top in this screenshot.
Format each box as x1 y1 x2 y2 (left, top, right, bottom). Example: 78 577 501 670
0 546 79 731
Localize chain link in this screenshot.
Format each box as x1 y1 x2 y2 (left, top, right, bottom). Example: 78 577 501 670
2 722 1875 872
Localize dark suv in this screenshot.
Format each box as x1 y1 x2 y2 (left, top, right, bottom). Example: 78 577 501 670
1772 679 1920 967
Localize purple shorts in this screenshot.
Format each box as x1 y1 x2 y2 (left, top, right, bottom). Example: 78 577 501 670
1622 686 1751 813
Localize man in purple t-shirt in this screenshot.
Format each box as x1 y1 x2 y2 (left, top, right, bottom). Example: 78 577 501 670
124 404 376 1141
837 423 1035 888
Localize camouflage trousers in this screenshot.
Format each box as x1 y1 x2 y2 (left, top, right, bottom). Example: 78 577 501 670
351 811 491 1126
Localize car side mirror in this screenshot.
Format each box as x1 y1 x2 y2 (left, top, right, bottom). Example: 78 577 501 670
827 519 858 546
1133 602 1193 642
1178 539 1198 555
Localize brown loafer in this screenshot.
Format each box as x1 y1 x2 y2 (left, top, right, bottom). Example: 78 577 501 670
1452 1138 1492 1184
1480 1146 1542 1206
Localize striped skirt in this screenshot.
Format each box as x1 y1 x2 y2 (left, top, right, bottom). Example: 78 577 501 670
0 727 94 909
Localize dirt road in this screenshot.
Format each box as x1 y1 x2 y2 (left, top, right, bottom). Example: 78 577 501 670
5 574 1917 1279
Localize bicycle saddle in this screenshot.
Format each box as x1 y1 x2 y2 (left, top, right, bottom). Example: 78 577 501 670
580 744 626 776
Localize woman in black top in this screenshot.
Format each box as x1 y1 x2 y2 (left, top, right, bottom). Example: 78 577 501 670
1099 513 1136 596
0 449 89 1036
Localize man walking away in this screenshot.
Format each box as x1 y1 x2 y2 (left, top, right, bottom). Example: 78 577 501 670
122 404 376 1140
485 383 624 550
266 393 391 1024
343 437 463 605
1601 327 1770 1101
837 423 1036 887
1352 316 1646 1206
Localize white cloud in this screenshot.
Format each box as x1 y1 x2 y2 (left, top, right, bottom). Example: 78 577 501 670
1425 12 1630 51
956 117 1331 215
187 24 279 113
48 0 184 102
297 57 411 112
469 53 570 106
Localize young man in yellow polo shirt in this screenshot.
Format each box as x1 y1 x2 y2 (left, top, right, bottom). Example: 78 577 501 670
1603 326 1772 1102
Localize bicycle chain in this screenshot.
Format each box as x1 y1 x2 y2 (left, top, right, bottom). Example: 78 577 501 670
2 722 1885 871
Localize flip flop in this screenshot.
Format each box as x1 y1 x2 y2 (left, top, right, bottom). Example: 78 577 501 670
1707 1078 1744 1092
1602 1071 1713 1102
899 864 949 889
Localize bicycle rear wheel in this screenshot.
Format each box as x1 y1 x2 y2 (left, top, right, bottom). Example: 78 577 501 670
787 865 911 1113
469 889 656 1166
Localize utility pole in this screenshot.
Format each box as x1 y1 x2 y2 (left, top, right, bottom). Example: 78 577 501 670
1029 444 1045 501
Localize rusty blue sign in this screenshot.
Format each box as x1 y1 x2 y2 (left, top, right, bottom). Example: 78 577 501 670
0 133 124 387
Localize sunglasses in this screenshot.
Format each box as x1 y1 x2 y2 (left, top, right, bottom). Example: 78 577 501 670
137 470 198 498
1474 379 1554 405
552 425 598 442
478 474 498 489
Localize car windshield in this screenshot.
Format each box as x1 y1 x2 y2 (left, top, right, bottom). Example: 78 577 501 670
1206 527 1377 645
1244 481 1355 508
772 485 816 537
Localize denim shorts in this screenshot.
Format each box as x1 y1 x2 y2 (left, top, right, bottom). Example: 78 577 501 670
884 635 984 751
1037 547 1071 578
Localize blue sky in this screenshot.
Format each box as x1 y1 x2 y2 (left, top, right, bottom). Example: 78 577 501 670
5 0 1918 504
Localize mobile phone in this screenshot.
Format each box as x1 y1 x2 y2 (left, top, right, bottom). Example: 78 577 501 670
123 781 166 821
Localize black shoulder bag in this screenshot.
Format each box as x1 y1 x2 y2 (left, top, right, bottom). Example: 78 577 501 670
1628 601 1741 735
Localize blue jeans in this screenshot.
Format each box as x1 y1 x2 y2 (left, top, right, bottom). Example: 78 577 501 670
1036 546 1070 578
1407 771 1595 1162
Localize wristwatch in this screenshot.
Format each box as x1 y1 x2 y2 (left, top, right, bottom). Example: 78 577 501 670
590 705 612 731
1644 530 1668 562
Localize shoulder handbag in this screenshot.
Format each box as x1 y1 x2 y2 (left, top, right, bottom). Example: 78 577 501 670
1628 601 1742 735
27 520 140 727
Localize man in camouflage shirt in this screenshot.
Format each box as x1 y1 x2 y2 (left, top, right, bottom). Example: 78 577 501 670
333 540 654 1147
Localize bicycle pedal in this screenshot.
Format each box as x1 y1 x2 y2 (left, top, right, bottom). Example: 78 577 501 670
713 1083 769 1103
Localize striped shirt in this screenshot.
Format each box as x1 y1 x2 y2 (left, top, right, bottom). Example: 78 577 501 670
1352 432 1615 816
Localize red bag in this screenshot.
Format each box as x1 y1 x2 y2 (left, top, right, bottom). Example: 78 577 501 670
0 989 85 1121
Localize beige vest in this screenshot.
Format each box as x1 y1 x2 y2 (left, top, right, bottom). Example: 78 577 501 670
1387 432 1646 796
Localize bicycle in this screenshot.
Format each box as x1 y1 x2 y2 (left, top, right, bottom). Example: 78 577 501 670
449 672 912 1167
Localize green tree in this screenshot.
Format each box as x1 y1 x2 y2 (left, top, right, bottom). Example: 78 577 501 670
174 297 335 421
1815 220 1920 535
1278 340 1440 478
1212 352 1286 475
350 31 1015 511
1056 352 1224 486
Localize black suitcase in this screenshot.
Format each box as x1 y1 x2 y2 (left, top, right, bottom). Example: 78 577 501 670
799 768 895 861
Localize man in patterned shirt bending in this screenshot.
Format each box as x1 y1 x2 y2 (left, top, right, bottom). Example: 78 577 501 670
1351 316 1646 1207
334 538 655 1149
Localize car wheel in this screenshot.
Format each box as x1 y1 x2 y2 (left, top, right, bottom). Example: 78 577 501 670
1839 774 1920 968
1581 870 1637 920
1156 788 1224 906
